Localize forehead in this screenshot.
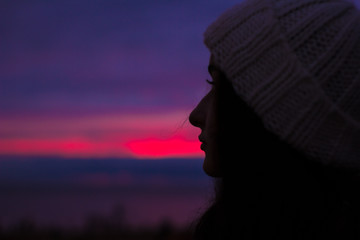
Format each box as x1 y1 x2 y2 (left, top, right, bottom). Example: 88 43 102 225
209 54 216 66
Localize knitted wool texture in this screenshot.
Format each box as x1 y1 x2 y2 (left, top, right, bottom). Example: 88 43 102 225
204 0 360 169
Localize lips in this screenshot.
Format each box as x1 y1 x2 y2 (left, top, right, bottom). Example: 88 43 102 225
199 134 206 150
198 134 206 143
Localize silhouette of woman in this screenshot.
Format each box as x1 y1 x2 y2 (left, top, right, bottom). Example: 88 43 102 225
189 0 360 239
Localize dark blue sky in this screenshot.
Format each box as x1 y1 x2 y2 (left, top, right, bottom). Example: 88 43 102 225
1 0 240 116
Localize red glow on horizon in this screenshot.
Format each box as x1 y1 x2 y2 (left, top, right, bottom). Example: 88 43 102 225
0 111 202 159
0 138 128 158
0 136 203 159
124 137 203 159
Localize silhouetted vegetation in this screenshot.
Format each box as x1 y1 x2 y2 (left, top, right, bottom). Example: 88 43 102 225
0 204 194 240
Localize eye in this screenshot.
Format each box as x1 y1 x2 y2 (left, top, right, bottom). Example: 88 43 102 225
206 79 214 85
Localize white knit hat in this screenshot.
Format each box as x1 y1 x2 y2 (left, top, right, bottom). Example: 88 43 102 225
204 0 360 169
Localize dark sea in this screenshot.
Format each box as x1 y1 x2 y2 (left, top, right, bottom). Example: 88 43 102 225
0 157 213 230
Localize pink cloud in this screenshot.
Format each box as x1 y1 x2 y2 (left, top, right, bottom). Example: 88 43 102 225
0 110 202 158
124 136 202 159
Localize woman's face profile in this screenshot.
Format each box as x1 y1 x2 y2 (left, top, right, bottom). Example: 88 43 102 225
189 56 223 177
190 55 266 177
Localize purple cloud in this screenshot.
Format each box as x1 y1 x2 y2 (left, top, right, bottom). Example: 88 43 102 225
0 0 240 116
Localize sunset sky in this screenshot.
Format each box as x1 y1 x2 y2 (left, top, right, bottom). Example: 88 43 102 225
1 0 240 159
1 1 247 228
2 0 359 158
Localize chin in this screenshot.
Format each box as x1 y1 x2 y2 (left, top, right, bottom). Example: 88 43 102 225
203 157 222 177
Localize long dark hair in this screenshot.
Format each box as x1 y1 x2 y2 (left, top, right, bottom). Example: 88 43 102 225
193 72 360 239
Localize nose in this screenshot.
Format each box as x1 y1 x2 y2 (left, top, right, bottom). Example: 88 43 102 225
189 105 202 128
189 95 208 129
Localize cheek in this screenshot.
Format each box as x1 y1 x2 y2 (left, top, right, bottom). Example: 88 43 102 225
205 111 218 134
202 103 223 176
205 92 219 132
203 138 222 177
203 109 220 153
